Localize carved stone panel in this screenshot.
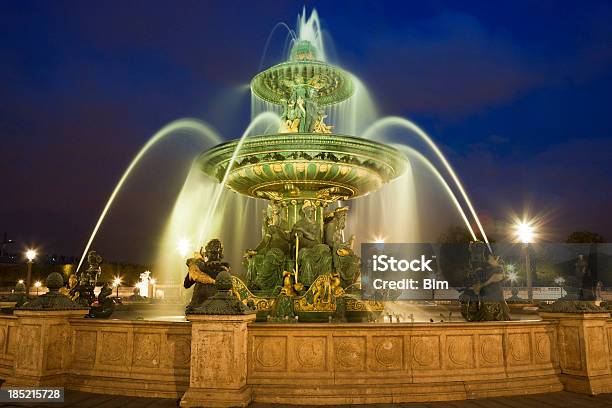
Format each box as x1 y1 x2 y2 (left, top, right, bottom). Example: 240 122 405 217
560 326 582 371
534 332 552 364
46 324 66 371
446 335 474 368
411 335 440 369
166 334 191 368
585 326 608 371
333 336 366 372
74 330 97 364
478 334 503 367
133 333 161 368
371 336 403 371
192 330 234 384
15 325 40 370
292 336 327 372
0 326 6 354
608 327 612 362
7 325 17 356
253 335 287 372
99 331 128 366
508 332 531 366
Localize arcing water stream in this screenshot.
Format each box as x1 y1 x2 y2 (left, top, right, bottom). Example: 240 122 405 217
78 9 491 298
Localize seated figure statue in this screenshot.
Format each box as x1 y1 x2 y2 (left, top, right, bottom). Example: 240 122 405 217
244 205 291 291
324 207 360 288
184 239 229 310
292 201 332 287
459 242 510 321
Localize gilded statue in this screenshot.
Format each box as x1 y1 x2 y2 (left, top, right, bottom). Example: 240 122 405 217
292 201 332 287
324 207 360 287
184 239 230 310
60 274 79 302
278 75 332 134
459 242 510 321
244 205 291 291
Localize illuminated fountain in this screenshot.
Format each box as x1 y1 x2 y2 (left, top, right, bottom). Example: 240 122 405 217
76 9 492 323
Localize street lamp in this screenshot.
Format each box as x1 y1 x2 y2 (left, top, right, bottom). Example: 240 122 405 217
515 221 535 303
34 280 42 296
112 276 122 297
25 249 37 295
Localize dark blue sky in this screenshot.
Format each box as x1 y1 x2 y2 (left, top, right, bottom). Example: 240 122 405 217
1 1 611 262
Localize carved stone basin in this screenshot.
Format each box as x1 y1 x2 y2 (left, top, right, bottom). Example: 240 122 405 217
197 133 408 202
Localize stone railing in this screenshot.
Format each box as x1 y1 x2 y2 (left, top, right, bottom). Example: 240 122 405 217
1 311 612 405
0 315 190 398
68 319 191 398
247 320 562 404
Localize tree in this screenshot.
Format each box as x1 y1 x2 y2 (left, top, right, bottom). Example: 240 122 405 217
566 231 605 243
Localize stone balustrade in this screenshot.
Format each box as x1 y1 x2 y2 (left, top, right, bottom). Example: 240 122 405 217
0 311 611 405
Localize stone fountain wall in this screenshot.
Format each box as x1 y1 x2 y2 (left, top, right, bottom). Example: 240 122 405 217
247 320 562 403
0 312 612 405
0 316 191 398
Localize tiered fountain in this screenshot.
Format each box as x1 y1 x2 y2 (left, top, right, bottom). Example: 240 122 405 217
195 39 408 321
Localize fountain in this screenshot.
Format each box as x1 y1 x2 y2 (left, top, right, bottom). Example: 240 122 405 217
2 8 610 406
187 34 411 322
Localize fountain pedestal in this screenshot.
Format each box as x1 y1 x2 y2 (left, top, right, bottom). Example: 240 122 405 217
7 309 88 387
540 311 612 394
180 314 256 407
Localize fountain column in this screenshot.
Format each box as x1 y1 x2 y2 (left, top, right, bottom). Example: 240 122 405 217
7 273 89 387
180 270 257 407
540 307 612 394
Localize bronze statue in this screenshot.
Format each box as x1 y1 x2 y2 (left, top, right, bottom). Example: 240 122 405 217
460 242 510 321
292 201 332 287
324 206 360 287
89 282 115 318
73 250 103 308
244 205 291 290
184 239 229 311
60 274 79 302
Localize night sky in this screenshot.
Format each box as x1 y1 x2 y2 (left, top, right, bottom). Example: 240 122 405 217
2 1 612 263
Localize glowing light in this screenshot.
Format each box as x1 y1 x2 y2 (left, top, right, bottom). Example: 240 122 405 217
373 236 386 244
112 276 122 287
554 276 566 286
177 239 190 258
506 263 516 273
515 221 535 244
18 280 24 284
34 281 41 288
150 278 156 286
366 117 491 251
25 249 37 262
76 119 222 273
507 271 518 283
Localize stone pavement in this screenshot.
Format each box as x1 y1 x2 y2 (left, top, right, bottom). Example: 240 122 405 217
2 390 612 407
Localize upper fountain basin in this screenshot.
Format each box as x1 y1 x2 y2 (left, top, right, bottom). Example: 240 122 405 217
251 60 354 107
197 133 408 202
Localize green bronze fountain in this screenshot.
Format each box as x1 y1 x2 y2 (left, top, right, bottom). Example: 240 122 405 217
194 39 408 322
